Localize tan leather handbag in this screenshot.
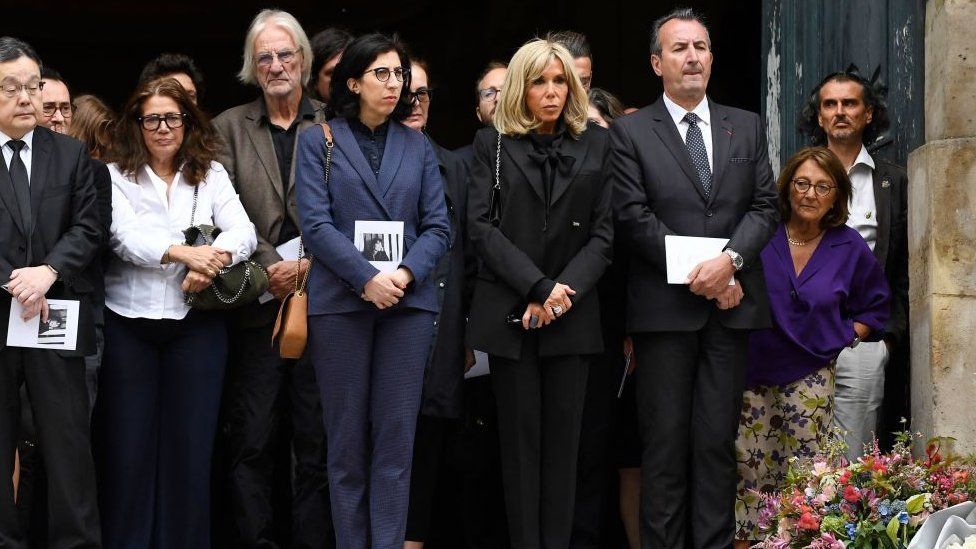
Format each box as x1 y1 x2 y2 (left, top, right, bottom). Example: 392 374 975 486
271 122 333 359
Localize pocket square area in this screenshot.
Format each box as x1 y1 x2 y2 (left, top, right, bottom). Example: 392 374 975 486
729 157 754 163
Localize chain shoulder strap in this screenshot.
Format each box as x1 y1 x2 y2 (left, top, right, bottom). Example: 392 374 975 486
494 130 502 192
189 183 199 226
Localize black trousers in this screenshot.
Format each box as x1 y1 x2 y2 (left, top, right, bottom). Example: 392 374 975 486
223 317 334 549
490 337 589 549
0 347 100 548
405 415 455 542
632 315 748 549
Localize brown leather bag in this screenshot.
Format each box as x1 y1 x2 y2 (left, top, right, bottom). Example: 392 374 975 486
271 122 334 359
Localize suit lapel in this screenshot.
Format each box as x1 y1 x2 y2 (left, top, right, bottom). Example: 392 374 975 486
871 159 891 265
286 102 328 199
550 132 588 206
243 103 285 201
29 128 52 232
332 119 392 219
377 122 405 196
502 135 545 202
0 152 26 236
649 99 707 202
707 102 732 205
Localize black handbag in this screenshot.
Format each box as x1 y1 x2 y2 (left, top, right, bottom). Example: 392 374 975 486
488 130 503 226
183 184 268 310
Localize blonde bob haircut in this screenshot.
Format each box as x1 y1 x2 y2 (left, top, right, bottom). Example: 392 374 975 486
494 37 589 138
237 9 313 87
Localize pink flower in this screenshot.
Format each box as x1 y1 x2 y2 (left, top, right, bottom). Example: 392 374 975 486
798 512 821 531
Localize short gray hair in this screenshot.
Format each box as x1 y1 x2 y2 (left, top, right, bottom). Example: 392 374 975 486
0 36 41 66
649 7 710 56
237 10 313 87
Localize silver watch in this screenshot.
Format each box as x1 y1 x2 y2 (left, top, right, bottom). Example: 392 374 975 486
724 249 744 271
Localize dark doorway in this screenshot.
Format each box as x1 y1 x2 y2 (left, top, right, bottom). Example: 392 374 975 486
14 0 761 149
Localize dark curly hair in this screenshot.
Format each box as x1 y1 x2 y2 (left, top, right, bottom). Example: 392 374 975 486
112 77 219 186
798 66 891 147
329 33 413 123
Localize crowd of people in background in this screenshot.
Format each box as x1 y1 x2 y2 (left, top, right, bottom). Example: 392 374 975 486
0 5 909 549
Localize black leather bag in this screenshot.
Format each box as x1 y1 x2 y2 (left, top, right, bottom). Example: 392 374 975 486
183 185 268 310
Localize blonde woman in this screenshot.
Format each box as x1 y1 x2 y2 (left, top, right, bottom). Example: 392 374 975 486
466 36 613 548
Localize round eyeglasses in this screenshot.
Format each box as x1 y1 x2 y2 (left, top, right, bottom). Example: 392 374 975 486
792 178 836 197
364 66 409 83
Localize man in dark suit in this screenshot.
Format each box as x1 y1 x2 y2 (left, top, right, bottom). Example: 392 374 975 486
0 36 102 547
610 9 778 549
211 9 333 549
454 61 507 168
799 69 909 456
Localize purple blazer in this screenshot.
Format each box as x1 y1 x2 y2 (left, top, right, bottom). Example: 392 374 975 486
747 224 890 388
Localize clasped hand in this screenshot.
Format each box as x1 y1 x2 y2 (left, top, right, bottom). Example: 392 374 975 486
169 245 229 276
362 268 413 309
267 258 310 301
687 254 737 300
7 266 57 321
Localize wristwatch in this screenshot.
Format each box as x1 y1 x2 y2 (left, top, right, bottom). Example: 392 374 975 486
724 249 744 271
850 335 861 349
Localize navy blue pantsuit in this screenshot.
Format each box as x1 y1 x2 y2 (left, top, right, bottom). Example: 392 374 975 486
309 309 434 549
93 309 226 549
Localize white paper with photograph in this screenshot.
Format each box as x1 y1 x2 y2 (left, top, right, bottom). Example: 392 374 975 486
258 236 304 304
664 235 734 285
6 298 80 351
355 220 404 273
464 350 491 379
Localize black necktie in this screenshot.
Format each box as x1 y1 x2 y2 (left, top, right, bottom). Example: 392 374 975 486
7 139 32 231
683 112 712 197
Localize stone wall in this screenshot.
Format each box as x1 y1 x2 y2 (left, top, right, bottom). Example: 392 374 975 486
909 0 976 454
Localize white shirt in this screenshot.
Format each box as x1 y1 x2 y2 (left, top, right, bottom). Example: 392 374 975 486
0 129 34 181
845 145 878 251
662 93 713 171
105 161 257 320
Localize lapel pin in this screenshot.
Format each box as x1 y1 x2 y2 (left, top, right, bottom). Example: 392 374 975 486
572 221 581 227
881 178 890 188
725 128 733 136
866 211 872 219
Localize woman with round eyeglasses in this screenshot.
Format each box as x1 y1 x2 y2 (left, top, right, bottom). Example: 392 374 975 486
295 34 450 549
94 77 256 549
733 147 890 547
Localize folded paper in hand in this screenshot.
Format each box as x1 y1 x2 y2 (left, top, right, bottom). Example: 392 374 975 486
6 297 80 351
664 235 735 286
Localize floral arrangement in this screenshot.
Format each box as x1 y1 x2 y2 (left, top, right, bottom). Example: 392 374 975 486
755 432 976 548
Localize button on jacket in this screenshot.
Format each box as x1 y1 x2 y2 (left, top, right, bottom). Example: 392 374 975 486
105 162 257 320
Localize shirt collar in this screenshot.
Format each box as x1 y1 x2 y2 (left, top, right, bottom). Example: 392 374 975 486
347 116 390 138
259 93 316 126
0 128 35 152
662 93 710 128
850 144 875 172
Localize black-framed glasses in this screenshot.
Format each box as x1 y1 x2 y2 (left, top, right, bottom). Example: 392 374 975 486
1 79 44 98
138 112 186 131
406 88 432 105
364 66 408 83
478 86 502 102
792 178 836 197
256 49 297 68
42 102 73 118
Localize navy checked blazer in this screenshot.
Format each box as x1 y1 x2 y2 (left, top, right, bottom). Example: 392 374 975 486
296 116 451 315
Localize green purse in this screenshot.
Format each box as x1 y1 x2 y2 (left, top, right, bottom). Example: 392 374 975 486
182 185 268 310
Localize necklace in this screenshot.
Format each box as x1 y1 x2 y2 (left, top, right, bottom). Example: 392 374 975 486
786 226 823 246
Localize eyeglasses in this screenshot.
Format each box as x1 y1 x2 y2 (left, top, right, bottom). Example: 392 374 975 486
1 80 44 98
138 112 186 131
364 66 408 83
406 88 432 105
42 102 73 118
256 49 297 68
478 87 502 102
792 178 836 197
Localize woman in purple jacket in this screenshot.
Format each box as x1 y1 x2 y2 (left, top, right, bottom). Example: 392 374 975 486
733 147 890 546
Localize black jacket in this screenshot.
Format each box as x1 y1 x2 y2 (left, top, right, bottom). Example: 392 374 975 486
610 97 779 333
466 124 613 360
0 127 102 356
421 140 472 418
869 156 909 346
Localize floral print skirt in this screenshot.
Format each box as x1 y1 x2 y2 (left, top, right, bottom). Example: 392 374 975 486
734 363 835 540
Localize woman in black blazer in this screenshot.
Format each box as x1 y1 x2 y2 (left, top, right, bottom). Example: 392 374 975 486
466 37 613 549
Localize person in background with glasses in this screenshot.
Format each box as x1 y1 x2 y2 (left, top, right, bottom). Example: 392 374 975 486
295 32 450 549
0 35 103 548
401 57 474 548
212 9 335 547
454 61 507 168
733 147 889 548
39 67 71 134
94 77 256 549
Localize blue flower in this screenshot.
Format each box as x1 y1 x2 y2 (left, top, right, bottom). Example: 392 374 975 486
878 502 891 517
892 500 907 513
846 522 857 539
897 511 909 525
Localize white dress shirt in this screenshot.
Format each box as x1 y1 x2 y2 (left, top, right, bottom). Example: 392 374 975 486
662 93 713 171
0 129 34 181
845 145 878 251
105 161 257 320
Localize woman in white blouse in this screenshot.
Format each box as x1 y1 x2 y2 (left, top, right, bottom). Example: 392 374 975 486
93 78 256 549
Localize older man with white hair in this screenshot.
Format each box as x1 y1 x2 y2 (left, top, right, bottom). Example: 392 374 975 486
212 9 334 548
